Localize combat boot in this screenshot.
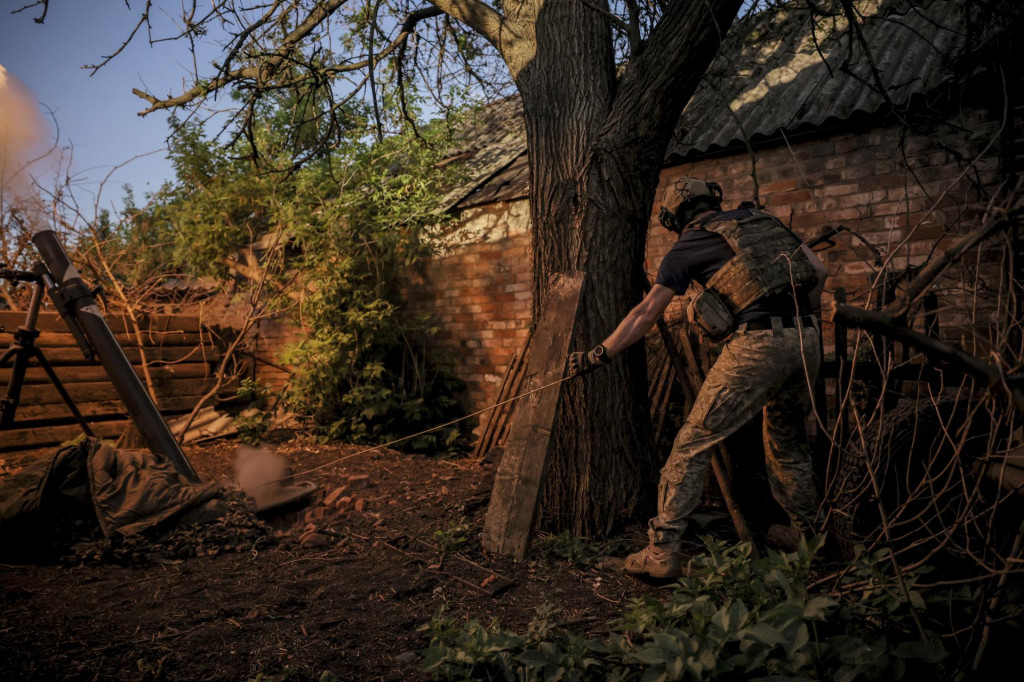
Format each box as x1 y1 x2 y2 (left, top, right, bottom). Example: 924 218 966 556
623 543 690 579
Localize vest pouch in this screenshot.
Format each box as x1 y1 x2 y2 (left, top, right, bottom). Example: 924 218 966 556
687 288 735 341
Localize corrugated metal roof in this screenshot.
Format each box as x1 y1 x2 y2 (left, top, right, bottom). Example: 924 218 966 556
447 0 977 208
671 0 970 158
441 97 527 209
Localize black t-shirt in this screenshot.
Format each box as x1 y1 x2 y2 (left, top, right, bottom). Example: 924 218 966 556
654 209 810 324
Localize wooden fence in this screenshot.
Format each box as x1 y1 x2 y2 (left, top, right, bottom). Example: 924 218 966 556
0 310 240 452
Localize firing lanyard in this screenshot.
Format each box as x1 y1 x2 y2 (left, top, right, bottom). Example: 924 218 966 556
271 373 576 484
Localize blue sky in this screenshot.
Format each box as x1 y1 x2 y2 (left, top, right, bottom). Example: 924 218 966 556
1 1 222 209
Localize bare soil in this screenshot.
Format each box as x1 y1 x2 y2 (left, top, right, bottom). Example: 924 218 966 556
0 432 664 682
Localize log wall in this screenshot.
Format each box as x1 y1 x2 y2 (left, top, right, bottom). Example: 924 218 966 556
0 310 238 452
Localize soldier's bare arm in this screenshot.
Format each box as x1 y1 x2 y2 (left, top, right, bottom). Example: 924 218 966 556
601 284 676 357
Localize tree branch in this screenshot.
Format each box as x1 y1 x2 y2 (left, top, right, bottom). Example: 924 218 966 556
84 1 153 75
426 0 508 52
13 0 49 24
132 2 450 116
212 0 286 84
832 304 1024 413
608 0 744 158
885 186 1024 320
133 0 350 114
623 0 643 57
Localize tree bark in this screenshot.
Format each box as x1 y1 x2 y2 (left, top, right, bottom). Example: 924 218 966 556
501 0 743 535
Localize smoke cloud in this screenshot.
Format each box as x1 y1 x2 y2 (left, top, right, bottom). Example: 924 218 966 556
1 64 55 248
0 65 50 203
233 445 293 509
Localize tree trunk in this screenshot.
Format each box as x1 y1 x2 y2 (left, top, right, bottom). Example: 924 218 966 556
504 0 743 535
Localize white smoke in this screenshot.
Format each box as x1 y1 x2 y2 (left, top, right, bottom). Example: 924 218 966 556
0 64 53 241
233 445 292 508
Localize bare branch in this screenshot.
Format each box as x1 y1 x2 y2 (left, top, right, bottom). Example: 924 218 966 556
580 0 630 35
623 0 643 56
12 0 48 24
368 0 384 142
886 185 1024 321
133 0 350 114
84 1 153 75
832 303 1024 413
212 0 286 84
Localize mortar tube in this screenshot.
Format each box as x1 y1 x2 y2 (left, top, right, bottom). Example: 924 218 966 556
31 229 201 482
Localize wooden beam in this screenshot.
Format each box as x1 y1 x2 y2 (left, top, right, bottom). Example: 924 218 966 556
10 395 205 423
0 419 130 452
11 346 222 365
0 311 206 334
14 376 238 407
14 330 207 348
0 362 214 386
481 272 584 560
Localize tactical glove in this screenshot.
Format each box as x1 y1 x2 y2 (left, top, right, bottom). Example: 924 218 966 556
567 345 608 377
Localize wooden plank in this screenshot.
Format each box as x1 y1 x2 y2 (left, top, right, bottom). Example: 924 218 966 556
32 346 223 365
658 317 758 554
481 272 584 559
13 330 208 348
494 348 529 449
0 362 214 385
0 419 131 452
7 395 205 423
0 311 204 335
15 376 238 407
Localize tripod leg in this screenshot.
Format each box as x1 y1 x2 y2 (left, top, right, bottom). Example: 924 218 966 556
1 344 30 428
27 347 95 437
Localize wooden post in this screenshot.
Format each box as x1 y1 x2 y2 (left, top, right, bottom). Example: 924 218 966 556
922 292 940 391
834 287 849 444
655 317 759 554
481 272 585 559
473 349 519 458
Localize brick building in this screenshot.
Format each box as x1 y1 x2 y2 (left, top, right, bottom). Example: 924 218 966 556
261 0 1019 423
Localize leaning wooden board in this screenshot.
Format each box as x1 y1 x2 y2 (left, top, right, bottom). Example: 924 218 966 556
481 271 584 559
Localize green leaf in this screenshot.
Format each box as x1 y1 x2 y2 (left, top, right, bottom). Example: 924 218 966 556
802 596 837 620
517 649 549 667
891 640 946 663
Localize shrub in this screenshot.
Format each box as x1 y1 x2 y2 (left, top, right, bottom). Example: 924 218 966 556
419 536 957 681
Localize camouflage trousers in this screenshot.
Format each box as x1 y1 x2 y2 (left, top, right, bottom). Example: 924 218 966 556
649 317 821 548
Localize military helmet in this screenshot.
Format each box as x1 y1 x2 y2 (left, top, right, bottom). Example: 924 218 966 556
658 177 724 233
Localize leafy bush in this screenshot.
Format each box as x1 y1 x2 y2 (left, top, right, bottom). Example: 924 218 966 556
235 378 274 445
433 519 475 554
279 121 469 452
134 99 472 455
420 536 959 681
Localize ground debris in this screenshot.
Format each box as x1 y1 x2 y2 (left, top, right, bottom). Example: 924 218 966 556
64 491 273 565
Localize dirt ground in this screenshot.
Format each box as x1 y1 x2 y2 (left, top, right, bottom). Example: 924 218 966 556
0 431 669 682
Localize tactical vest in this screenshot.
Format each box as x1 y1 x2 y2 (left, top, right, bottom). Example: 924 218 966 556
686 211 818 340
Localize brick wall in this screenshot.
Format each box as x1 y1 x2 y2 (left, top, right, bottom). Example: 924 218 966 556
413 109 1004 418
405 201 534 412
258 108 1006 422
252 316 304 391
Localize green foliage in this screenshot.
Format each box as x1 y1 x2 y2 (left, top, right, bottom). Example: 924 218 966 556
280 117 470 453
131 96 473 455
420 537 959 681
536 531 630 568
235 378 274 445
433 519 474 554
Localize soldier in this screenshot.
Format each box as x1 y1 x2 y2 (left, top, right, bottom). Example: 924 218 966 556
568 178 827 579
